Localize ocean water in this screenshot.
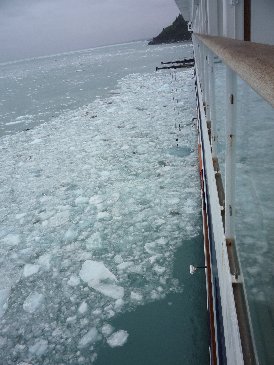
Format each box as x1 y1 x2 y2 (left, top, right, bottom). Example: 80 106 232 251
0 42 209 364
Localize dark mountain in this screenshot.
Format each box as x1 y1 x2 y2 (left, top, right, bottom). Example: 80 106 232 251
148 14 191 45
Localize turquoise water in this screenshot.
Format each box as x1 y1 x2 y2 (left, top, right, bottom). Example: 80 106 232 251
0 41 209 364
96 235 209 365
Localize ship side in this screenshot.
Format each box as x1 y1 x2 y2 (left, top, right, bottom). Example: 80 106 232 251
174 1 274 364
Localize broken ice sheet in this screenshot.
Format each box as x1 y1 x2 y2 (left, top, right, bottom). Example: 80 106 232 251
0 69 199 364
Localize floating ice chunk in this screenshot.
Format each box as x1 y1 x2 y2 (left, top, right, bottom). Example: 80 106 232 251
97 211 110 220
157 237 168 245
15 213 26 220
79 260 124 299
66 316 77 323
64 227 78 242
117 261 133 271
93 283 124 300
15 344 27 352
114 298 124 310
0 289 10 318
48 211 70 227
106 309 115 318
167 197 180 205
37 254 51 271
52 328 62 337
121 144 129 150
0 336 7 348
86 232 102 248
151 290 161 300
145 242 156 254
29 339 48 356
128 265 143 274
78 252 93 260
130 291 143 301
23 264 40 277
149 254 162 264
89 195 104 206
93 309 102 316
78 328 99 348
79 260 117 283
75 196 89 205
189 265 197 275
107 330 129 348
78 301 88 314
101 324 114 337
67 275 80 287
154 218 166 226
90 353 97 363
153 265 166 275
2 234 20 246
114 255 123 264
23 292 44 313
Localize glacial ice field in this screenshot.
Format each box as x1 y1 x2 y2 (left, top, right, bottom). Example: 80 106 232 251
0 67 202 364
0 41 193 137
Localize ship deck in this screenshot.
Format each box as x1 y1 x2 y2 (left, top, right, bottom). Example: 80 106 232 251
194 35 274 364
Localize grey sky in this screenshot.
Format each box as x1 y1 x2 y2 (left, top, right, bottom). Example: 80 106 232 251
0 0 179 62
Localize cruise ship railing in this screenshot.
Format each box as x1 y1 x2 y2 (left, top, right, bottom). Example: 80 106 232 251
193 35 274 365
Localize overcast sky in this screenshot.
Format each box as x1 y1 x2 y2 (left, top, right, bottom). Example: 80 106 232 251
0 0 179 62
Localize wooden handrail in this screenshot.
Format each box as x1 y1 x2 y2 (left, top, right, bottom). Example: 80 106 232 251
195 34 274 108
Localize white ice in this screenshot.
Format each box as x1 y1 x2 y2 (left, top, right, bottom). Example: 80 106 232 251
67 275 80 286
107 330 129 348
23 292 44 313
23 264 40 277
79 260 117 283
79 260 124 299
0 289 10 318
78 328 100 348
101 324 114 337
91 283 124 300
78 301 88 314
130 291 143 301
37 254 51 271
1 234 20 246
0 66 199 364
29 339 48 356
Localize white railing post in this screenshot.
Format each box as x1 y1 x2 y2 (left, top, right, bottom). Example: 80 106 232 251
225 66 237 239
200 44 206 101
198 42 202 90
208 52 217 159
204 49 210 115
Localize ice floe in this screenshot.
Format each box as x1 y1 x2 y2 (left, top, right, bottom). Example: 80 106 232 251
79 260 117 284
23 292 44 313
1 233 20 246
101 323 114 337
79 260 124 299
0 67 199 364
0 289 10 318
78 328 100 348
107 330 129 348
29 339 48 356
78 301 88 314
23 264 40 277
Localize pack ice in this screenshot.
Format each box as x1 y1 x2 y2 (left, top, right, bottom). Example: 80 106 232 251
0 69 199 364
